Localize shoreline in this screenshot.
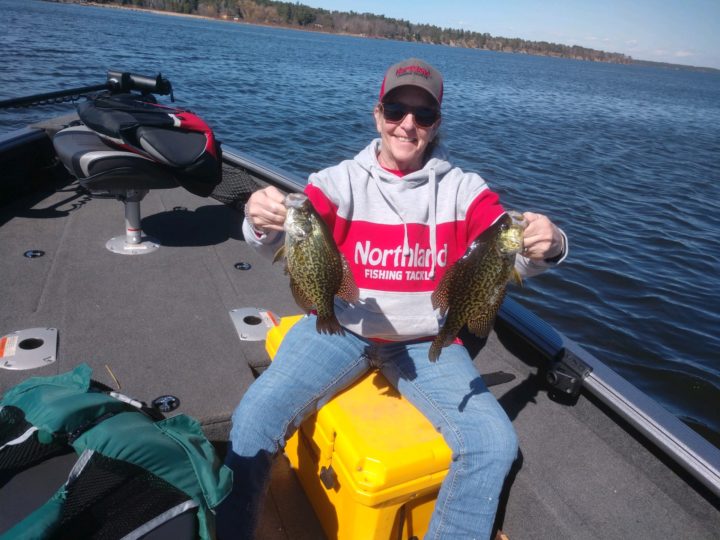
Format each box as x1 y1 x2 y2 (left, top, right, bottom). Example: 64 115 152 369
82 2 366 40
79 2 718 72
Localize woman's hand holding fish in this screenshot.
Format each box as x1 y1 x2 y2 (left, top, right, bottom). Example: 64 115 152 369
245 186 287 233
521 212 564 261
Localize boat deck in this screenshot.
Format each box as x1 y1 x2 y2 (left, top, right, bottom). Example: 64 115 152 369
0 124 718 539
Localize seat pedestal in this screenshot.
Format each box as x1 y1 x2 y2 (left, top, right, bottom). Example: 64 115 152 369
105 189 160 255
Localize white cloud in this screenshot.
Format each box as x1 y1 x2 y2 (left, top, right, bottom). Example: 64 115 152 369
673 50 694 58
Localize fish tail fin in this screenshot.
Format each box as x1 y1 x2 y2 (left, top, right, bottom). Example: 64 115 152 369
316 313 345 336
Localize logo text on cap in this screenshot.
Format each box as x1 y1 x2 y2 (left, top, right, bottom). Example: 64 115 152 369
396 65 431 79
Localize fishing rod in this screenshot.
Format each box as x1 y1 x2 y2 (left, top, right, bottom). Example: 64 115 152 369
0 71 173 109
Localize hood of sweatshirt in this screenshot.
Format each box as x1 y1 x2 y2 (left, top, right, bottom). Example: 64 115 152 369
353 138 453 184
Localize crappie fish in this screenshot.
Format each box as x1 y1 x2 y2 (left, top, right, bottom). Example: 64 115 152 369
273 193 359 335
429 211 526 362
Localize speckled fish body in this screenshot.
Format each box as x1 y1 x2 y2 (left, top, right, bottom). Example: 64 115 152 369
429 212 525 361
274 193 358 334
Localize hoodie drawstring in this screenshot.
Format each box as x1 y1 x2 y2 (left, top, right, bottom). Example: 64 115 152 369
428 167 438 280
371 167 412 258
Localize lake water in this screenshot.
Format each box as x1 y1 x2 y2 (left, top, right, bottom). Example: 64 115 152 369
2 0 719 447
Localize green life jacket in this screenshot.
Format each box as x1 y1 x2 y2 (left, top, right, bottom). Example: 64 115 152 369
0 364 231 540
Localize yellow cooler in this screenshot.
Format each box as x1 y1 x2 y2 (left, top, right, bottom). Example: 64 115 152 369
266 315 452 540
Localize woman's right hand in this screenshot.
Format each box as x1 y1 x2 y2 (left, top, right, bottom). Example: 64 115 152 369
245 186 287 233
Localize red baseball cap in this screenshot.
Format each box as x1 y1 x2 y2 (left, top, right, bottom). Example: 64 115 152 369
379 58 444 106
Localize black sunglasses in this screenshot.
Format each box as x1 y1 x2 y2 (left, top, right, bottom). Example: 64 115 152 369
380 102 440 128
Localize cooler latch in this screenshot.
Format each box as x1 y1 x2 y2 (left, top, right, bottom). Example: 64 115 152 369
315 427 337 490
319 465 336 490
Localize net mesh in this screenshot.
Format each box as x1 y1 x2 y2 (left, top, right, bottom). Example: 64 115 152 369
55 452 190 540
210 162 261 211
0 406 68 473
0 406 32 447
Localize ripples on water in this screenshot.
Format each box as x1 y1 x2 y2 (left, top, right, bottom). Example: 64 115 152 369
1 0 719 446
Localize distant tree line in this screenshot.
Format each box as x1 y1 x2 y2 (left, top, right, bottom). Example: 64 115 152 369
85 0 632 64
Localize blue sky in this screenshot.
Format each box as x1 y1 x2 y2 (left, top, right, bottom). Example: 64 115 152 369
306 0 720 69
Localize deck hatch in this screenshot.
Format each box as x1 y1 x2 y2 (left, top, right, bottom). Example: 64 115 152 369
229 308 279 341
0 328 58 370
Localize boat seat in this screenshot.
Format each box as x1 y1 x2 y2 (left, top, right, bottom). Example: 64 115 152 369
52 125 178 255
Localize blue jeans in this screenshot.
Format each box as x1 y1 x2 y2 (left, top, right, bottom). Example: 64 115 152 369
217 315 518 539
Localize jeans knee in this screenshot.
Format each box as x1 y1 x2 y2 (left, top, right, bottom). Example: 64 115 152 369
457 417 518 473
494 424 519 469
229 391 286 455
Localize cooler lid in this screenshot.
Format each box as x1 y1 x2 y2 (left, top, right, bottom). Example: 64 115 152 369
309 369 452 495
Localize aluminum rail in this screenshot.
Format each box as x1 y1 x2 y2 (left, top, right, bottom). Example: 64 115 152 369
0 83 110 109
0 71 172 110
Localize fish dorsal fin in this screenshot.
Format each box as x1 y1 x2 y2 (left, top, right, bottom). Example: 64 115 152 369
337 254 359 304
431 263 458 316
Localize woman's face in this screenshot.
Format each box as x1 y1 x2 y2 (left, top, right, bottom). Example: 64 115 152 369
374 86 441 172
